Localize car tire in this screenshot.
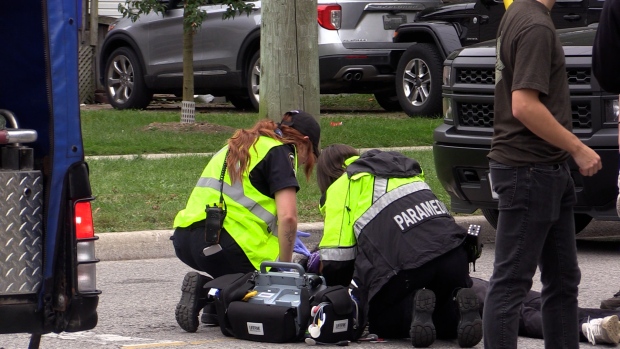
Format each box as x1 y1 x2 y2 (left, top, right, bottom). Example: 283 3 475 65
226 95 255 110
481 209 592 234
104 47 152 110
395 43 443 117
573 213 593 234
246 51 260 110
374 92 402 112
481 209 499 230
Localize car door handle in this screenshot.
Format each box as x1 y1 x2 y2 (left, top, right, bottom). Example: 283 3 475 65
563 14 581 21
479 15 489 24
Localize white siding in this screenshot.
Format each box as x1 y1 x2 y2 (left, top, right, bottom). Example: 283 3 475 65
99 0 124 18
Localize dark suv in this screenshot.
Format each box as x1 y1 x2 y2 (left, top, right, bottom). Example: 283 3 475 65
392 0 605 116
434 26 619 233
99 0 442 111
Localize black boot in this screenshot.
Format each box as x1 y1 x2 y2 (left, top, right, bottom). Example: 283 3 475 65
410 288 436 348
175 272 211 332
455 287 483 348
200 302 219 326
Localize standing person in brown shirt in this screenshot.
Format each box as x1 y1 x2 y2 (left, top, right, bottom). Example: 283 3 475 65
483 0 602 347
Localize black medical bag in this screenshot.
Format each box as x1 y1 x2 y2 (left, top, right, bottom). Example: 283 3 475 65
205 262 328 343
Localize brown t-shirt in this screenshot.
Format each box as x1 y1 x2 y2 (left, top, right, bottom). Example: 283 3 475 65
488 0 571 166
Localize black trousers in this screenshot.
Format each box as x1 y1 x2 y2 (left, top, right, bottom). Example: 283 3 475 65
471 277 620 342
367 245 472 339
171 221 255 279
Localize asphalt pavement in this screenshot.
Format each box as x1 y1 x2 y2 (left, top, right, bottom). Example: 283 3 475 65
3 219 620 349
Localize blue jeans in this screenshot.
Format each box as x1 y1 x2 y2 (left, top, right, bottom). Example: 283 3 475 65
482 160 581 349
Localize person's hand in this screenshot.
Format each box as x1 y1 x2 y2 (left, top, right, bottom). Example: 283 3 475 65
307 251 321 273
294 231 311 256
572 144 602 177
297 231 311 238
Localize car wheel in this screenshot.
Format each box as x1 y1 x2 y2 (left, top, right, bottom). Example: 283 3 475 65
105 47 152 110
226 95 254 110
246 51 260 110
573 213 593 234
374 92 402 112
481 209 499 231
481 209 592 234
395 43 443 117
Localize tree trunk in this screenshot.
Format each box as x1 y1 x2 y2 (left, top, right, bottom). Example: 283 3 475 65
181 8 195 123
260 0 320 122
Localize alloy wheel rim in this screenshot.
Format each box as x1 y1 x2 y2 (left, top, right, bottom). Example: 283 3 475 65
251 57 260 104
107 55 134 104
402 58 431 107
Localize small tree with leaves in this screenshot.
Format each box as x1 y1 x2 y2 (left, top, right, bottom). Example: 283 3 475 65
119 0 253 123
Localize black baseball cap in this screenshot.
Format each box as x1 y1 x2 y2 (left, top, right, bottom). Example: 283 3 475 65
280 110 321 158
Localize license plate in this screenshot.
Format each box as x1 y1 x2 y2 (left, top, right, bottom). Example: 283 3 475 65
488 173 499 200
383 15 406 30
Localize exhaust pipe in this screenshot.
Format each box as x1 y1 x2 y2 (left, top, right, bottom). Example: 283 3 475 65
353 72 363 81
343 72 353 81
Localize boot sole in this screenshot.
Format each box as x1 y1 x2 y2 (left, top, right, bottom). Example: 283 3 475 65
601 315 620 344
411 289 436 348
175 272 209 332
456 288 483 348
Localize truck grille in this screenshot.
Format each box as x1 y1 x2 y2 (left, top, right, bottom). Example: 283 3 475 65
567 68 591 85
456 68 591 85
457 68 494 84
458 101 592 129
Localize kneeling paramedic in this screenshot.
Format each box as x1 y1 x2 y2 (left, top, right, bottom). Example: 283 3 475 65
313 144 483 347
170 111 321 332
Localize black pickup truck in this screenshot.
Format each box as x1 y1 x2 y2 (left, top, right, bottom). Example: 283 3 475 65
434 26 619 233
392 0 604 117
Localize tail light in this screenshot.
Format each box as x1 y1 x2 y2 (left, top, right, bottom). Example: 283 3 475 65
318 5 341 30
74 200 99 293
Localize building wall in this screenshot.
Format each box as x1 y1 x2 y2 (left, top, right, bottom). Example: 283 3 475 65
99 0 123 18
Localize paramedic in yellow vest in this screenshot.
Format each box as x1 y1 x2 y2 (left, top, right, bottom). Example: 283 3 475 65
315 144 482 348
172 110 320 333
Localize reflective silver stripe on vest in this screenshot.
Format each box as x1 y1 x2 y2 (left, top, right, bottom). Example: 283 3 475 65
197 177 278 235
320 246 357 262
354 181 430 239
373 177 388 203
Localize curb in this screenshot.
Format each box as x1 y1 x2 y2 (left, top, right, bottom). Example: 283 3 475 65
85 147 432 161
95 217 495 261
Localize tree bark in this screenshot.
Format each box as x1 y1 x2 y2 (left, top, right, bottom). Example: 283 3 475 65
260 0 320 122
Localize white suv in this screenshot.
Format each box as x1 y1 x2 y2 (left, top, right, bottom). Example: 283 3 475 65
99 0 443 111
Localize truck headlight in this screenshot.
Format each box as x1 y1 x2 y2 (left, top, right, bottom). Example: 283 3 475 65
443 66 451 86
605 98 619 123
443 97 453 123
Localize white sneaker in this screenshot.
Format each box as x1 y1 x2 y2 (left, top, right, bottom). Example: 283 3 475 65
582 315 620 345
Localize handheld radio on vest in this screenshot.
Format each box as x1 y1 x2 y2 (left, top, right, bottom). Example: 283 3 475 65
204 151 228 256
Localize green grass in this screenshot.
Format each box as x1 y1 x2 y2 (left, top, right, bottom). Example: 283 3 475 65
81 110 258 155
81 107 442 155
82 95 450 232
318 94 385 111
88 150 444 232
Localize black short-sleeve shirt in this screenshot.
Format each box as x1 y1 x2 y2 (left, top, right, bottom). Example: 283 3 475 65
489 0 571 166
249 144 300 197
